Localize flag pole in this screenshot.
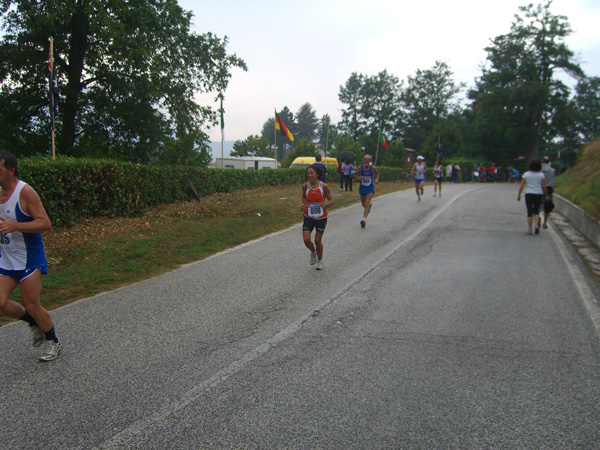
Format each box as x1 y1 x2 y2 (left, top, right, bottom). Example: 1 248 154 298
274 109 277 169
49 37 56 160
220 96 224 170
325 119 329 158
374 129 381 166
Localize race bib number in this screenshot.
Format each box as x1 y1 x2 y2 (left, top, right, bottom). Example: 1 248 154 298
0 233 15 251
361 176 372 186
308 202 323 219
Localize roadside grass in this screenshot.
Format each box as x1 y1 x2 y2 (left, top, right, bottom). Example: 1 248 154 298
554 140 600 222
1 180 416 325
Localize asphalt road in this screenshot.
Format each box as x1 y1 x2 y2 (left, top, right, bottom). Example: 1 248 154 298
1 183 599 450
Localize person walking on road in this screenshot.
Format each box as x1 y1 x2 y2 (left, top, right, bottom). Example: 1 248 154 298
301 165 333 270
540 156 555 229
354 154 379 228
0 151 61 361
433 159 443 197
411 155 427 201
517 159 549 235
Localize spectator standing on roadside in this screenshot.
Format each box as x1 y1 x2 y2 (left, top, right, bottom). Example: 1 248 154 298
453 162 461 183
446 162 453 182
338 159 344 191
314 154 328 183
433 159 443 196
0 151 61 362
342 159 354 191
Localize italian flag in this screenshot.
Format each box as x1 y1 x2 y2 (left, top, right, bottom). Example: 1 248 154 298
379 132 387 149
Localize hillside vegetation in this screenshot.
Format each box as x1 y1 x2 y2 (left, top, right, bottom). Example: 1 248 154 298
555 140 600 221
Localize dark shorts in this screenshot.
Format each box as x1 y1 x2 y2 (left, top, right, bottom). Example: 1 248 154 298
434 176 442 183
525 193 543 217
303 216 327 233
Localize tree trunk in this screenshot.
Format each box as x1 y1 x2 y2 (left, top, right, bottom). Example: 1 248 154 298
58 1 90 156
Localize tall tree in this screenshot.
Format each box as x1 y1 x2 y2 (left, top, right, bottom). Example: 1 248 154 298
0 0 246 163
295 103 319 143
398 61 463 151
338 72 365 140
468 1 583 165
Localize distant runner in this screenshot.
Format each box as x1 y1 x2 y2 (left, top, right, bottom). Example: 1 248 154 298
411 155 427 201
301 165 333 270
354 154 379 228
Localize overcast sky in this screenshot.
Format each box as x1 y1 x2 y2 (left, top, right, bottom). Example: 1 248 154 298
178 0 600 144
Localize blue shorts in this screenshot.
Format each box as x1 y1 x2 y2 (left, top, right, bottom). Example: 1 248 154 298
359 184 375 196
415 178 425 185
0 266 47 282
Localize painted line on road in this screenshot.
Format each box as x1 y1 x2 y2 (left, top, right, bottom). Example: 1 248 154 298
93 187 477 450
549 224 600 337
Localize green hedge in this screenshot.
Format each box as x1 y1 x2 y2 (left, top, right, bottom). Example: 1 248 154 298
18 157 307 226
17 158 407 226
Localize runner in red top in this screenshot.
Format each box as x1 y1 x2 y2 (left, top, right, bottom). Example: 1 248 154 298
301 165 333 270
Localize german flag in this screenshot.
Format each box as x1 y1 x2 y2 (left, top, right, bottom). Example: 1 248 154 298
275 111 294 141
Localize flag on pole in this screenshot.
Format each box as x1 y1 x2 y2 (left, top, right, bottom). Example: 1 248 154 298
220 98 225 141
275 111 294 141
48 45 59 128
379 131 387 149
557 151 561 161
437 137 443 160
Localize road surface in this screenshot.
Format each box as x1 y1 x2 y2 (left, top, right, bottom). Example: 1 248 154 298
1 182 599 449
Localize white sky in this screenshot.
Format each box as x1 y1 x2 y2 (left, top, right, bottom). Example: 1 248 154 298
178 0 600 143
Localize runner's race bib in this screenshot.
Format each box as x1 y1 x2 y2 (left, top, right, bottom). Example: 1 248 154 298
361 176 372 186
0 233 15 252
308 202 323 219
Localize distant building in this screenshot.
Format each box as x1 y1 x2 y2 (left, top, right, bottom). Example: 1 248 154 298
214 156 279 170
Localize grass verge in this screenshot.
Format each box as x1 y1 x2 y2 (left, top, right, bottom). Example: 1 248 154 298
1 181 416 325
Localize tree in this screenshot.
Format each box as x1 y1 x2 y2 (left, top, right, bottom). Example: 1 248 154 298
0 0 246 162
295 103 319 143
329 134 363 163
573 76 600 144
338 72 365 140
398 61 463 151
468 1 583 166
281 138 316 168
338 71 401 142
231 135 273 158
261 106 295 161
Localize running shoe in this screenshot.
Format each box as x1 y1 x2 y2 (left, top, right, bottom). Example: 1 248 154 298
527 229 533 235
433 193 436 197
535 227 540 234
417 197 421 202
30 325 45 348
310 251 317 265
360 220 365 228
543 223 548 229
316 260 324 270
39 340 61 362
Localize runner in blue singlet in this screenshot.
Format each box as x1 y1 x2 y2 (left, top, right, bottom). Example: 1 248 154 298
354 154 379 228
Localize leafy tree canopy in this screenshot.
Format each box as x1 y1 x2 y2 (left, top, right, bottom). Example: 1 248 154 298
0 0 246 164
231 134 273 158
